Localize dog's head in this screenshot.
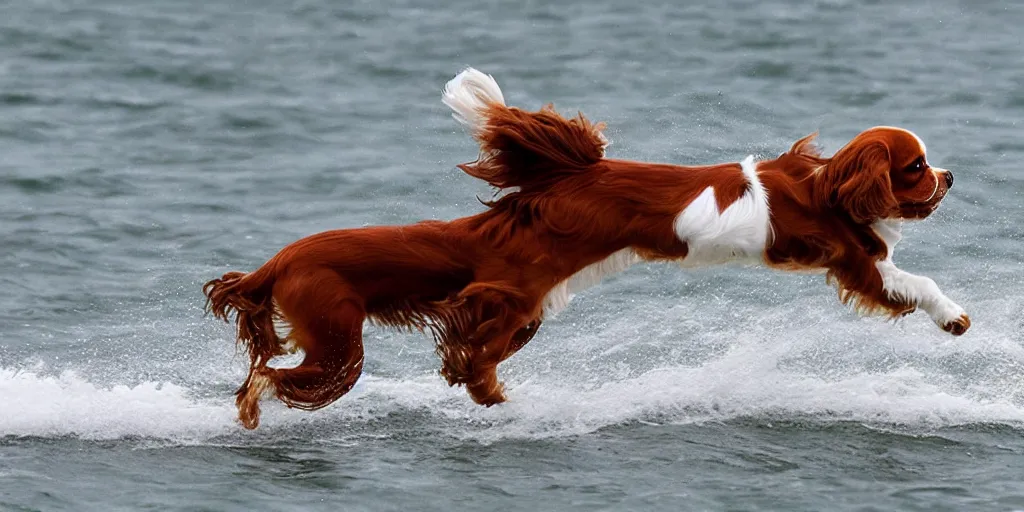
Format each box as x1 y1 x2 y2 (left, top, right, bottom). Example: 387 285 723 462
814 126 953 224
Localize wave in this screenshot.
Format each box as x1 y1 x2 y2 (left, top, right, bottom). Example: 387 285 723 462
4 286 1020 443
0 367 236 441
4 333 1024 444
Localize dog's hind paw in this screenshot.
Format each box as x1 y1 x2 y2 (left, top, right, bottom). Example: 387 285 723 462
235 371 274 429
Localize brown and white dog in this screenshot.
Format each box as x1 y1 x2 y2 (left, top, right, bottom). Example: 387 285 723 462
204 68 967 428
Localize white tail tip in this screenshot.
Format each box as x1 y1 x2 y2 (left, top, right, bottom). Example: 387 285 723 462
442 67 506 134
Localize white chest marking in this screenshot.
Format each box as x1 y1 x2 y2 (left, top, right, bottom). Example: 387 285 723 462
871 219 965 327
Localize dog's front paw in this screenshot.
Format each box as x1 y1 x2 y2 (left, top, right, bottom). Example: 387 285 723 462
941 313 971 336
479 395 506 407
466 376 507 406
928 298 969 337
474 383 507 407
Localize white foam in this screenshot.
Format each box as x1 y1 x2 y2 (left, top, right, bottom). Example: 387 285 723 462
5 346 1023 443
266 323 1024 443
0 367 237 440
324 295 1024 442
3 296 1020 443
475 343 1024 441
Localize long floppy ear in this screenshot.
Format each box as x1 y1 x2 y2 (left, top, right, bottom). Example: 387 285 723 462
815 140 898 224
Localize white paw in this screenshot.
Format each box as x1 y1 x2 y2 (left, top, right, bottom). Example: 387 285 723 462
931 301 970 336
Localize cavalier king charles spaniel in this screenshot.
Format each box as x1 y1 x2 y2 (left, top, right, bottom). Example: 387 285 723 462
204 67 967 428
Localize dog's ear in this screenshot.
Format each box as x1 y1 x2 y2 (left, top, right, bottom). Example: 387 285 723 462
815 140 898 224
788 132 822 159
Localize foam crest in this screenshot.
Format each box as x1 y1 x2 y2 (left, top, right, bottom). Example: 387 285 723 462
6 354 1024 444
4 293 1022 443
271 338 1024 444
316 294 1024 441
0 367 237 440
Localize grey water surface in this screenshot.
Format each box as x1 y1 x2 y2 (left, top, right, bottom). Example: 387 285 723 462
2 0 1023 510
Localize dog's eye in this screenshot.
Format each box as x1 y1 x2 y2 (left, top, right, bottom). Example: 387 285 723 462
906 158 926 173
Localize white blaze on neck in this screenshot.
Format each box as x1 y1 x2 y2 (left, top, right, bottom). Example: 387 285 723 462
673 156 773 267
871 218 903 259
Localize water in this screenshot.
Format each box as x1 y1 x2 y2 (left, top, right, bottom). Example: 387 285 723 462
2 0 1023 509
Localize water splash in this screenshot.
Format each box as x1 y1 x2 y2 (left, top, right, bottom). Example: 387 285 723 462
4 290 1021 444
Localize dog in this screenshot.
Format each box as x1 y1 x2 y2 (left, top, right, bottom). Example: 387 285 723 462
204 67 967 429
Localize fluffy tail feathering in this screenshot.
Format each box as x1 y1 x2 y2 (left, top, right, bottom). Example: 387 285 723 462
202 268 283 413
442 67 609 190
203 269 279 366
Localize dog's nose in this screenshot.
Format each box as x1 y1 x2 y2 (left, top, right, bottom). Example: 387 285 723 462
945 171 954 188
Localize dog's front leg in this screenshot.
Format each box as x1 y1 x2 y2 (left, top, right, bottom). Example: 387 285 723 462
444 281 541 405
875 260 970 335
465 361 506 406
463 320 535 406
461 316 543 406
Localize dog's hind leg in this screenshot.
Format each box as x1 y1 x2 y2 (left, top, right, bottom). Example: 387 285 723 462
235 268 366 429
270 299 365 409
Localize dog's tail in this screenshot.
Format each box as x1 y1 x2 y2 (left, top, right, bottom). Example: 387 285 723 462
442 67 608 190
203 264 281 372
